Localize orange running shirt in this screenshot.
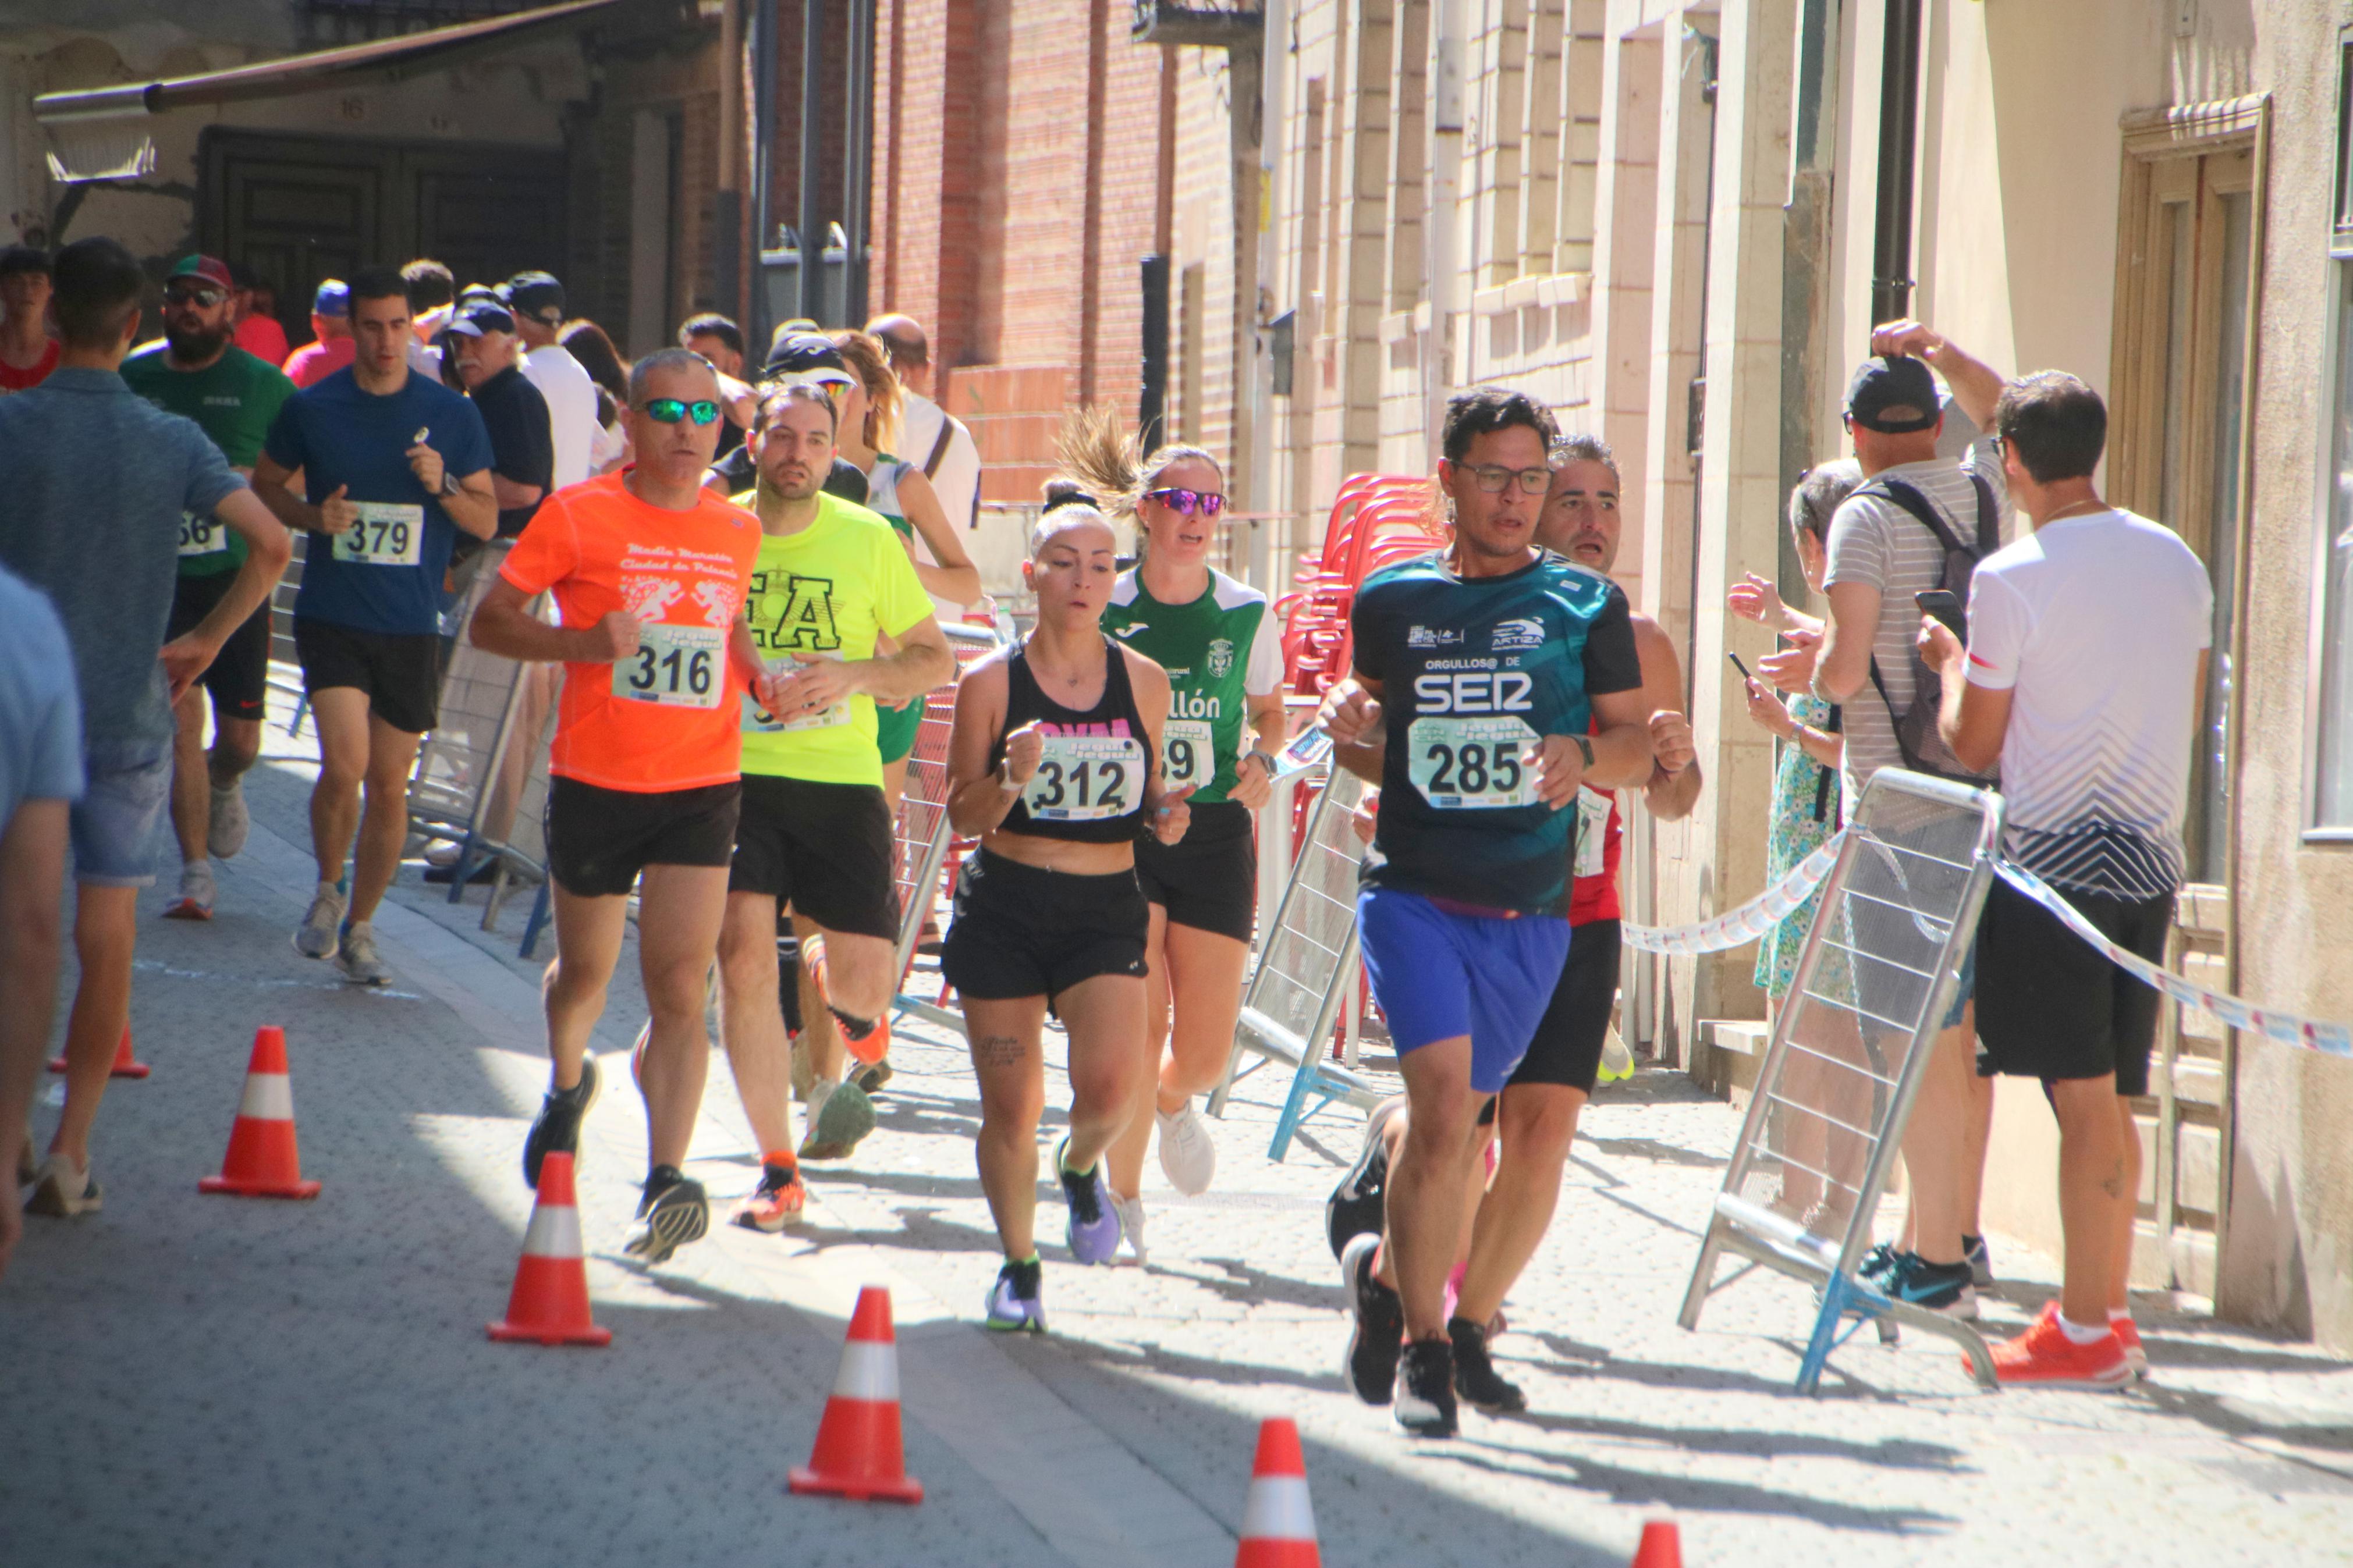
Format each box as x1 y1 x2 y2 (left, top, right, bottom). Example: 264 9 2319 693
499 471 762 792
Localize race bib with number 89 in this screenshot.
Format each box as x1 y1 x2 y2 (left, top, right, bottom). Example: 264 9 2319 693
178 510 228 557
332 502 424 567
1022 734 1147 822
615 623 726 709
1159 719 1216 792
1407 716 1541 810
743 655 850 733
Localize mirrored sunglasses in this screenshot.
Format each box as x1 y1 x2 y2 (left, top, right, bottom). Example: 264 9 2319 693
640 398 722 426
1142 486 1227 518
165 286 227 308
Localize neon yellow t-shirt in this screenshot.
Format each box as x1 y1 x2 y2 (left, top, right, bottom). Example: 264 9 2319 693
733 490 935 786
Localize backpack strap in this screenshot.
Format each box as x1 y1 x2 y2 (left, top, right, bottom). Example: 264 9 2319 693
1965 472 2001 556
1855 475 1974 560
922 416 955 479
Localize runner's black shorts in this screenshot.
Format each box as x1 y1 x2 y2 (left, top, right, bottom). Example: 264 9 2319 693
1478 919 1621 1123
727 773 902 940
940 847 1148 1002
293 614 442 735
1133 799 1257 943
1973 876 2171 1096
168 573 272 721
545 776 741 899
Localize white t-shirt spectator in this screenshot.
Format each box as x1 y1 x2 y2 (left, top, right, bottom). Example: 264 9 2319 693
898 387 980 532
1964 507 2212 898
1823 435 2007 799
523 343 601 491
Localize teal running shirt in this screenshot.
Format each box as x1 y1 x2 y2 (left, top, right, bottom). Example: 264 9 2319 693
1350 549 1641 917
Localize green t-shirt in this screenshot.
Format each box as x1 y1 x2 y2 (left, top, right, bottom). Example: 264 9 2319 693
1101 567 1283 805
732 490 935 787
120 343 295 577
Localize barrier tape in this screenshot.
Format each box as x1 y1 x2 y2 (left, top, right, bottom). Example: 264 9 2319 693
1992 861 2353 1061
1616 830 2353 1059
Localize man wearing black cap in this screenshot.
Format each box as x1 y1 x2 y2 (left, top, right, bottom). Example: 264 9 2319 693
507 270 599 493
447 298 554 538
702 332 868 504
0 246 58 393
1763 317 2008 1319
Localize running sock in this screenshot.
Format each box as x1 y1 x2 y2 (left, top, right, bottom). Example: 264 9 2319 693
2056 1313 2113 1345
2108 1307 2133 1324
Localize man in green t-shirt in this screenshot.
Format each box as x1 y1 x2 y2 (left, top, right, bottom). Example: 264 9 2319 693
120 254 296 919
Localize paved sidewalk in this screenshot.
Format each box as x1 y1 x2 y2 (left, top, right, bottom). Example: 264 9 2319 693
7 699 2353 1566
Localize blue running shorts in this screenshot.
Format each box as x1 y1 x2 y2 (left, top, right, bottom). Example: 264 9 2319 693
1357 886 1573 1093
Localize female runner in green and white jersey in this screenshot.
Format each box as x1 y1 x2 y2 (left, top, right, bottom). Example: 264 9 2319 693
1062 410 1287 1258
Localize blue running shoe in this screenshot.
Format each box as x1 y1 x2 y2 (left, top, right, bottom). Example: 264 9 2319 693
1880 1252 1978 1319
985 1257 1046 1332
1055 1137 1122 1265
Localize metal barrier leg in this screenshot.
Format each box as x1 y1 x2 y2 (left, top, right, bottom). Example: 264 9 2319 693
287 692 309 738
519 881 552 961
446 832 484 905
1677 1218 1731 1331
1795 1270 1857 1395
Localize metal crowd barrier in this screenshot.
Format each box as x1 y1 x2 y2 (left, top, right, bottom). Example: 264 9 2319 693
889 621 1006 1032
1207 758 1386 1161
1676 769 2004 1394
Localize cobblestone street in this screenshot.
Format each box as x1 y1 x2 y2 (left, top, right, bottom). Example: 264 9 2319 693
7 709 2353 1567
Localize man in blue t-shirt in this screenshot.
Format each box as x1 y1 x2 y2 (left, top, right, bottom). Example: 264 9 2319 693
1319 387 1653 1437
253 265 495 987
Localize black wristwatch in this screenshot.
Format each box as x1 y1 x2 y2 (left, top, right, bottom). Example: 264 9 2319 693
1572 734 1596 769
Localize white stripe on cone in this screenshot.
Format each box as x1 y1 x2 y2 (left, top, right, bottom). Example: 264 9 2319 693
237 1072 295 1121
830 1339 902 1402
520 1204 584 1259
1240 1476 1317 1541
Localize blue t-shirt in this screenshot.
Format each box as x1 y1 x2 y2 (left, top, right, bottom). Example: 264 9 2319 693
0 564 86 820
264 368 494 635
1351 549 1641 918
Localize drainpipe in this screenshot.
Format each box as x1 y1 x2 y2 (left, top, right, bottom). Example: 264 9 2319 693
1421 0 1465 466
1777 0 1844 612
1870 0 1921 326
797 0 826 322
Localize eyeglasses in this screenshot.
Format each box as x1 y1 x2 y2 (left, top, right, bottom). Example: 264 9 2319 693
164 286 226 308
1141 486 1227 518
639 398 722 426
1465 464 1552 495
1989 435 2008 456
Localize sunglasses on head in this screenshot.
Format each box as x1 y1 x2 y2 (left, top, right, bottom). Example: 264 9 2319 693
639 398 722 426
165 286 226 308
1142 486 1227 518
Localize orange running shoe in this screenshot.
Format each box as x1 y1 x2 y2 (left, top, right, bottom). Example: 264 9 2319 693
2113 1315 2147 1378
733 1158 807 1232
802 935 892 1066
1982 1302 2132 1389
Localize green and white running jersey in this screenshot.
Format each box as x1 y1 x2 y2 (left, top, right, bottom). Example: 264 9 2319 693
1102 567 1284 805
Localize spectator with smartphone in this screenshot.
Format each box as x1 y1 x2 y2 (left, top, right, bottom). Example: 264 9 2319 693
1761 319 2007 1316
1919 371 2209 1385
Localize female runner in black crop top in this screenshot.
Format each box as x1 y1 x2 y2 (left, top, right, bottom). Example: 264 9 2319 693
941 505 1192 1331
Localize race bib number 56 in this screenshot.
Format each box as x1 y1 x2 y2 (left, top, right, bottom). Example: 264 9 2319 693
1407 716 1540 810
178 510 228 557
1023 735 1147 822
332 502 424 566
616 623 726 709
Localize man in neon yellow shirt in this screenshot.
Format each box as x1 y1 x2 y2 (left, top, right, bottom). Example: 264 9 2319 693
718 382 953 1228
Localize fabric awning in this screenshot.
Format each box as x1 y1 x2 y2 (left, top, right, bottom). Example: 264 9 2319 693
33 0 624 182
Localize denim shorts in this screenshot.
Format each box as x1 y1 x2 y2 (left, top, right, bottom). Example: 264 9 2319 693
70 740 172 887
1357 886 1573 1093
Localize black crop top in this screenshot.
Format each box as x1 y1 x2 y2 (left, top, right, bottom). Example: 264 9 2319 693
989 636 1155 844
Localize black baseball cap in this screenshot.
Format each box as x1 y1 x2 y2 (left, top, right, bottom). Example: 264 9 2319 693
0 245 51 279
506 270 565 324
760 330 854 388
446 300 517 337
1844 355 1945 434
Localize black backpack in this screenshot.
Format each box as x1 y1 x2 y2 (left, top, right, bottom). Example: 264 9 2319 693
1856 474 2001 786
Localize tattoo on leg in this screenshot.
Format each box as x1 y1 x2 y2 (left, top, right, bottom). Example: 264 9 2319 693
973 1034 1025 1068
2100 1160 2125 1200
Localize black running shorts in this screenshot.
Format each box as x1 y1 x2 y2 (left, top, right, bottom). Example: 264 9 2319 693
1504 917 1623 1096
727 773 902 940
1133 799 1257 943
294 614 442 736
169 574 272 721
1973 877 2171 1095
545 776 741 899
939 847 1148 1002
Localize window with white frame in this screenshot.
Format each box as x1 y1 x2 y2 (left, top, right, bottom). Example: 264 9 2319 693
2315 37 2353 830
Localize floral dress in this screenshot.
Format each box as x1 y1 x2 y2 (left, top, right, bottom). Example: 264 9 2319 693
1754 692 1843 1002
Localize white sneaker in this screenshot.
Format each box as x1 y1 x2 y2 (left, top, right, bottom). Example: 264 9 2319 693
1156 1100 1217 1196
26 1151 102 1217
208 780 250 859
294 883 344 959
1114 1194 1148 1265
335 920 394 986
163 862 217 920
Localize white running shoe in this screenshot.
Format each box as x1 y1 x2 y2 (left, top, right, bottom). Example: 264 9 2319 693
26 1151 102 1217
294 883 344 959
163 862 217 921
1597 1026 1635 1083
208 780 250 859
335 921 393 986
1156 1100 1217 1196
1113 1194 1148 1265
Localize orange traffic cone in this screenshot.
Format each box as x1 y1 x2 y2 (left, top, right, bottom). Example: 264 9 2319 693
1233 1417 1321 1568
198 1026 320 1199
1630 1519 1683 1568
488 1151 611 1346
788 1285 924 1503
49 1024 150 1079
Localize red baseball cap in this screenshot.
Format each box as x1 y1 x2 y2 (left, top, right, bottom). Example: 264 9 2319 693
166 254 235 293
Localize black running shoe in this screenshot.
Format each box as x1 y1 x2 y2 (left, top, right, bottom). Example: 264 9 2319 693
1326 1097 1401 1261
1394 1337 1460 1437
1449 1315 1527 1413
522 1055 601 1189
1340 1232 1405 1405
624 1164 709 1264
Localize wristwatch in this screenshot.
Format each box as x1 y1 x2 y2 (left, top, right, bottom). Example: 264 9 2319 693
439 470 463 499
1572 734 1596 769
1243 748 1278 776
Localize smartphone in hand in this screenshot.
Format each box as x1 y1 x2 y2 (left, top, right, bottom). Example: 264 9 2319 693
1915 589 1965 638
